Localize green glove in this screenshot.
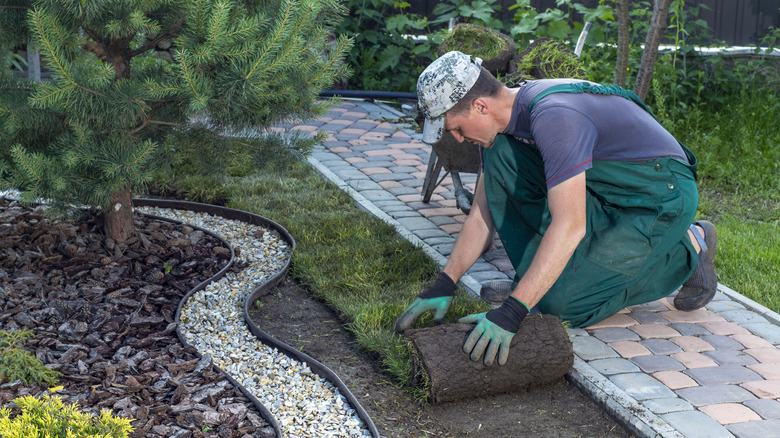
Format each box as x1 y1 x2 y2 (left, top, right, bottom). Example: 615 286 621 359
459 296 530 366
395 272 455 332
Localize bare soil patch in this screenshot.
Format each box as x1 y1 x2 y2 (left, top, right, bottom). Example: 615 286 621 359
249 278 636 438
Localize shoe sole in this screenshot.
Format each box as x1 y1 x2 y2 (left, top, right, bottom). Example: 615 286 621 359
674 220 718 311
480 280 512 306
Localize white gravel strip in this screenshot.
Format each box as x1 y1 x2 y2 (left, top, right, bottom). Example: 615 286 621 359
137 206 370 437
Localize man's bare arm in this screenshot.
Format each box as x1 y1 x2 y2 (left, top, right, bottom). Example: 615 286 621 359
510 172 587 307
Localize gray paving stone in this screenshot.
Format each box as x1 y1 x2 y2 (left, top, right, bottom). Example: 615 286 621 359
705 300 745 313
609 372 677 400
411 228 451 239
572 336 620 360
358 189 399 202
407 201 437 210
388 166 420 174
639 338 683 355
321 140 351 148
630 354 685 372
396 217 438 230
588 358 640 375
590 327 641 343
431 243 454 256
676 384 756 406
710 290 730 301
685 365 763 385
642 397 693 414
349 144 388 152
466 262 498 273
742 322 780 345
627 300 670 312
720 309 769 325
327 163 357 174
349 121 379 130
744 399 780 419
399 177 425 187
568 328 589 337
334 169 370 181
700 334 745 350
312 150 343 162
369 173 416 183
466 271 512 282
333 132 361 141
424 237 455 247
703 349 759 366
352 160 395 169
670 322 712 336
374 202 412 212
662 411 734 438
386 187 419 196
335 151 367 159
630 310 671 324
428 216 458 226
389 210 421 219
727 419 780 438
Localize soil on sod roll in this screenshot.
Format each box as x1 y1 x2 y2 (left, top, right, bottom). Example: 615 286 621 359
249 279 635 437
406 316 573 404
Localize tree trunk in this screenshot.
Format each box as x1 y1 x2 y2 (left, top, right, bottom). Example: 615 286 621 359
104 187 134 242
634 0 673 100
406 315 573 404
614 0 630 87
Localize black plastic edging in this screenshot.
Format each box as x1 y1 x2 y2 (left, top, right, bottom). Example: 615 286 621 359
134 198 381 438
135 203 282 437
244 282 382 438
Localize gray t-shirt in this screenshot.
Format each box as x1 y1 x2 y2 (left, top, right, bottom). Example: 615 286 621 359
502 79 687 189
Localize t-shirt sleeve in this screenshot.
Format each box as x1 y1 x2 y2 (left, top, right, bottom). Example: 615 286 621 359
531 105 597 189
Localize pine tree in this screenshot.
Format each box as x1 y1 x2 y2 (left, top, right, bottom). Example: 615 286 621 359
0 0 352 241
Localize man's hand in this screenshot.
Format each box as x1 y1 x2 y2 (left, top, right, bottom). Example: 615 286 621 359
459 296 530 366
395 272 456 332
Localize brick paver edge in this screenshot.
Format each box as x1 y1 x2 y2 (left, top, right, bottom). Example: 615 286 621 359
717 283 780 326
569 357 685 438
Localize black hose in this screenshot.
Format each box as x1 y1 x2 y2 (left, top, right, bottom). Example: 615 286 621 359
319 89 417 100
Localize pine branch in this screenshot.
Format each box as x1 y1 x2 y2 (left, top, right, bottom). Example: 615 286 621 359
30 9 105 97
129 15 187 57
245 0 294 79
105 139 156 176
308 34 352 87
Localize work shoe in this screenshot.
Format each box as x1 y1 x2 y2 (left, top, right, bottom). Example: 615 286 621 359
480 280 513 306
674 220 718 311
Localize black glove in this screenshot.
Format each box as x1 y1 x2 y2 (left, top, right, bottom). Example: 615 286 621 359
395 272 456 332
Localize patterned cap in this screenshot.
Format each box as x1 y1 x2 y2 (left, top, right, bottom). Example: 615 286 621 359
417 51 482 144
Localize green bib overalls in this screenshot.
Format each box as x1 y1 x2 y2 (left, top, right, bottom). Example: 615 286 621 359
482 83 699 328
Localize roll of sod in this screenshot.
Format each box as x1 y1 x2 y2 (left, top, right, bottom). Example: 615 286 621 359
407 315 573 404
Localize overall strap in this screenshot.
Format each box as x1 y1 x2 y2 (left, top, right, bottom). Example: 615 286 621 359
527 82 697 179
529 83 653 116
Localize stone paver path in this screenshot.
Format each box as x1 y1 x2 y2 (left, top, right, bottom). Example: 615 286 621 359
275 99 780 438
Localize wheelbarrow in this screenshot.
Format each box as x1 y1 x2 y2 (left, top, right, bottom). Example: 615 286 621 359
421 131 482 215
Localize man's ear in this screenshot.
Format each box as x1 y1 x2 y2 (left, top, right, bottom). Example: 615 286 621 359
472 97 488 115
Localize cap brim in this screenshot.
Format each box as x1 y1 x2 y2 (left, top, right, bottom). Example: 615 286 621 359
422 114 445 145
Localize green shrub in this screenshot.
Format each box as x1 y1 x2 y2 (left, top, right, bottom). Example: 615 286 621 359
0 394 133 438
0 329 59 387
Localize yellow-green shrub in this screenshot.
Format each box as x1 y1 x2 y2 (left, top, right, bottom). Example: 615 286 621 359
0 394 133 438
0 330 59 386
